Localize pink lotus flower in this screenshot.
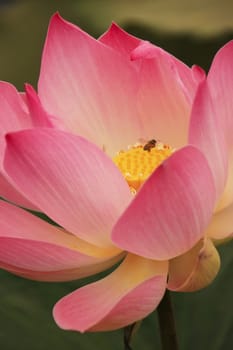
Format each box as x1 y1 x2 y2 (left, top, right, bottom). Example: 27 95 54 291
0 14 232 332
0 82 58 209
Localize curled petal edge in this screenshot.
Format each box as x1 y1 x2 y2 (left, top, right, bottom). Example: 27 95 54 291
53 254 168 332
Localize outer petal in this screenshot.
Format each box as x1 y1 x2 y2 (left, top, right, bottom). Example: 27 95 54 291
0 173 37 210
168 238 220 291
24 84 63 128
208 40 233 149
131 42 201 148
216 152 233 211
53 254 168 332
0 81 37 208
38 13 142 155
189 79 229 201
0 200 122 281
206 201 233 240
190 41 233 204
4 129 131 247
112 146 216 260
99 22 141 56
0 81 32 143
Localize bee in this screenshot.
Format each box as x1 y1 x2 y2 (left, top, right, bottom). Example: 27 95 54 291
143 139 157 152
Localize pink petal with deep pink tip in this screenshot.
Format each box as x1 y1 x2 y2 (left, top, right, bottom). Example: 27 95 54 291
4 129 131 247
130 42 201 148
112 146 216 260
0 81 37 208
53 254 168 332
38 13 142 155
24 84 62 128
208 41 233 209
0 81 32 133
191 64 206 83
168 238 220 292
99 22 141 56
0 200 123 281
189 80 228 200
131 41 204 96
0 81 32 161
208 40 233 149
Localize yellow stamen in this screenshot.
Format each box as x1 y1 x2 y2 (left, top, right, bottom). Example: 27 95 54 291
113 140 173 192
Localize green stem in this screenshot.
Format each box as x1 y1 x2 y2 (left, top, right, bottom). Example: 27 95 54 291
157 290 179 350
123 324 133 350
123 322 140 350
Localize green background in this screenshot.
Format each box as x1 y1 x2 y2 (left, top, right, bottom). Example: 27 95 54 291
0 1 232 349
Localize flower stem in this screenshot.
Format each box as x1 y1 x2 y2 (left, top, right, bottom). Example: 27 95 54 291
157 290 179 350
123 321 141 350
123 324 134 350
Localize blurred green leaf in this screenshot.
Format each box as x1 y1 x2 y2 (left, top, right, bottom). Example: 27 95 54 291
0 241 232 350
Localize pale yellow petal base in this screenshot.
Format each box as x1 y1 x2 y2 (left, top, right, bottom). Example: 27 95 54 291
167 238 220 292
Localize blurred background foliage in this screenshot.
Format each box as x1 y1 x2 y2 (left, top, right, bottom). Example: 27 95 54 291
0 0 232 349
1 0 233 89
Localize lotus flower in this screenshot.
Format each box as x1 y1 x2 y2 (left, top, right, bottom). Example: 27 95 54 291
0 14 232 332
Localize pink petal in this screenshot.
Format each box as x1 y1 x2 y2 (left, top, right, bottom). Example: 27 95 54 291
4 129 131 247
190 41 233 202
189 80 228 200
215 152 233 212
112 146 216 260
0 81 32 161
53 254 168 332
0 173 37 210
24 84 62 128
208 40 233 209
99 22 141 56
0 81 32 136
168 238 220 291
0 200 123 281
0 81 37 208
130 41 200 148
0 254 124 282
208 40 233 149
38 13 142 155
